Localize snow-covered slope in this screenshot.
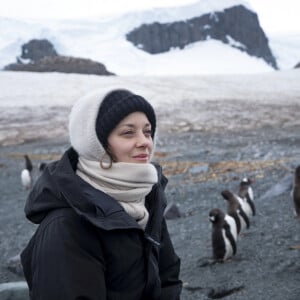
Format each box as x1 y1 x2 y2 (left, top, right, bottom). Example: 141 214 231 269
269 33 300 69
0 0 298 75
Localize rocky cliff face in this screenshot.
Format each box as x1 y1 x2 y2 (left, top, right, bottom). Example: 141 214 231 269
126 5 277 69
4 39 115 76
19 39 58 62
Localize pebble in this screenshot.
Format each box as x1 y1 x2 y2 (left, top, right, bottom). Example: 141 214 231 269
0 282 28 300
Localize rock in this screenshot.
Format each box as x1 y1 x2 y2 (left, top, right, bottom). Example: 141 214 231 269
5 55 115 76
6 254 23 277
19 39 58 63
164 202 183 219
294 62 300 68
126 5 277 69
0 282 29 300
207 285 245 298
3 39 115 76
189 164 209 175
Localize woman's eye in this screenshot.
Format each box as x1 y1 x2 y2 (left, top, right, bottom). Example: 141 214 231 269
122 131 134 136
144 130 152 137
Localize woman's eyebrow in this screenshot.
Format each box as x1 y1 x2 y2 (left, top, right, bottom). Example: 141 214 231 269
119 123 151 128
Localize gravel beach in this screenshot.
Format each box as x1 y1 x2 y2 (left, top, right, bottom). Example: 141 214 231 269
1 124 300 299
0 72 300 299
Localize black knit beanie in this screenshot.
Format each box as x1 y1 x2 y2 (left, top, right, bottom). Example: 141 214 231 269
95 89 156 149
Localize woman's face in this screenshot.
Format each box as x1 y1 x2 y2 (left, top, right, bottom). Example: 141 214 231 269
107 112 154 163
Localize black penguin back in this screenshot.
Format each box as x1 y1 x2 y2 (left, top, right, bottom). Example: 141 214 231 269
293 166 300 217
24 155 33 172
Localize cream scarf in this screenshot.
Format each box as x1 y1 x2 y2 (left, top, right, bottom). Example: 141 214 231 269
76 157 158 230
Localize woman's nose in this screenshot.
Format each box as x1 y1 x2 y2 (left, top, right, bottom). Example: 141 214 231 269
136 132 150 147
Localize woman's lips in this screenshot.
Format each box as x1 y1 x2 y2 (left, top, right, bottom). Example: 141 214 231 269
133 154 149 161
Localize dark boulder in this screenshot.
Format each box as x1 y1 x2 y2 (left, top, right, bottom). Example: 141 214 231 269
20 39 58 62
126 5 277 69
294 62 300 68
4 39 115 76
164 202 183 220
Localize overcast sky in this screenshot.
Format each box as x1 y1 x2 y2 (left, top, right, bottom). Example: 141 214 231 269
1 0 299 34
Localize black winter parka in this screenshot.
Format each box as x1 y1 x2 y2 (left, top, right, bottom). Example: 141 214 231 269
21 148 182 300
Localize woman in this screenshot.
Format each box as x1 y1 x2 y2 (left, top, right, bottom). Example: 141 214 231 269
21 89 182 299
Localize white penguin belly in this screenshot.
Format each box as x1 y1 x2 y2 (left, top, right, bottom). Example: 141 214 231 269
225 214 238 241
21 169 31 189
222 229 233 260
238 211 248 231
237 195 252 218
248 187 254 202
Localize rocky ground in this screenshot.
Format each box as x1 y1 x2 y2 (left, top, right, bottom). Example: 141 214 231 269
162 126 300 300
0 102 300 299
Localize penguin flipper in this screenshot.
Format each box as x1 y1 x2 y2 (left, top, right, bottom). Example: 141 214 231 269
247 195 256 216
224 223 237 255
231 213 241 234
239 208 250 229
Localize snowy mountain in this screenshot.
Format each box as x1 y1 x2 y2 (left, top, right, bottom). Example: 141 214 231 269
0 0 299 75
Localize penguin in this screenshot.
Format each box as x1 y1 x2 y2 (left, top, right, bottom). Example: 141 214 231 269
292 165 300 219
24 154 33 172
221 190 250 234
236 193 253 220
209 208 237 262
21 154 33 190
237 177 256 217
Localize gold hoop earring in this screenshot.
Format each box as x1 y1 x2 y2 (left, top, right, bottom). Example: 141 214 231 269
100 152 113 169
